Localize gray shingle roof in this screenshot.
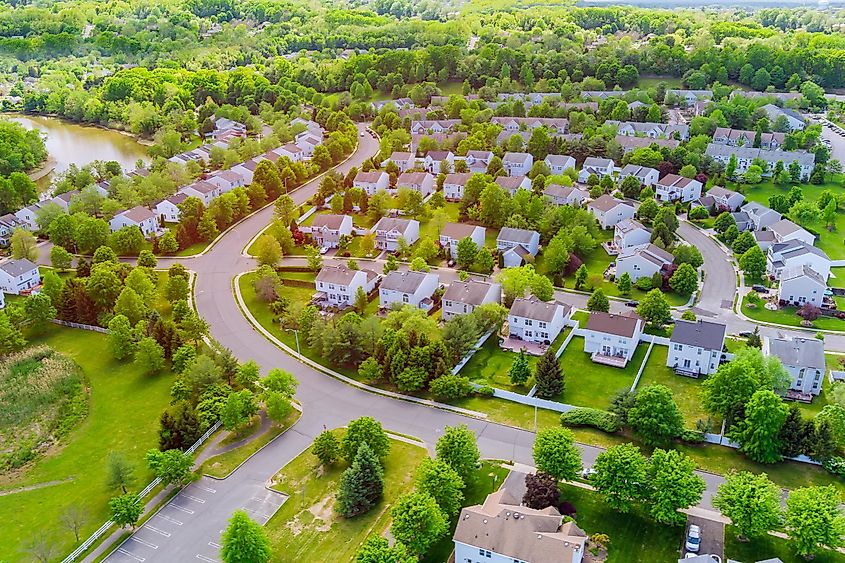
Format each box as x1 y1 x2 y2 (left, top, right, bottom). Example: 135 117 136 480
670 319 726 350
0 258 38 277
767 337 825 370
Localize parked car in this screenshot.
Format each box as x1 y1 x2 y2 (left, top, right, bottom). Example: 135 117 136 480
581 467 596 479
737 331 753 338
319 246 330 255
752 285 769 293
624 300 638 307
685 524 701 553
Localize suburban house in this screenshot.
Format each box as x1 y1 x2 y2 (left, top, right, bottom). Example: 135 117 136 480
666 89 713 107
578 157 615 183
618 164 659 188
443 173 472 201
0 258 41 295
410 119 460 135
314 265 379 307
507 296 571 345
422 151 455 173
762 104 806 131
396 171 435 198
582 90 631 100
763 336 825 397
740 202 782 232
109 206 158 237
705 144 815 181
0 213 25 245
441 279 501 321
379 270 439 311
14 201 47 231
181 180 221 206
613 219 651 251
276 143 303 162
544 184 588 207
295 134 321 157
495 175 531 196
51 190 78 212
778 265 827 308
497 227 540 268
453 485 588 563
696 186 745 212
206 169 247 193
712 127 785 150
502 152 534 177
382 151 416 172
587 195 635 229
371 217 420 251
582 311 644 367
768 219 815 246
615 135 680 154
607 121 690 141
439 223 486 260
491 117 569 135
154 192 189 223
230 158 261 185
616 243 673 282
667 319 727 376
465 150 493 173
654 174 703 203
544 154 576 175
310 214 354 249
766 240 831 280
353 170 390 195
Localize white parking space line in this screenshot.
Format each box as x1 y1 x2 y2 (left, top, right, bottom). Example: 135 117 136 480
196 555 217 562
157 514 183 525
116 548 145 562
129 537 158 549
240 506 273 520
142 525 171 537
208 541 222 548
170 504 195 514
197 485 217 493
184 494 207 503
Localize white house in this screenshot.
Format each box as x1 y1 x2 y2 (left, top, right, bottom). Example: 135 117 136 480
740 202 782 232
310 214 354 249
583 311 644 367
764 336 825 397
181 180 221 206
666 89 713 107
712 127 785 150
654 174 702 203
379 270 439 311
441 279 501 321
422 151 454 174
578 157 615 183
230 158 262 185
14 201 47 231
618 164 659 188
768 219 815 246
371 217 420 251
110 206 158 237
705 144 814 181
544 184 588 207
439 223 486 260
778 265 827 308
507 296 571 345
607 121 689 141
154 192 189 223
453 486 587 563
544 154 576 175
295 134 321 157
443 173 472 201
410 119 459 135
497 227 540 267
698 186 744 212
667 319 726 376
50 190 78 212
762 104 806 131
206 169 247 193
0 258 40 295
616 243 673 282
382 151 416 172
0 213 25 245
587 195 635 229
766 240 831 280
353 170 390 196
314 265 378 307
613 219 651 251
396 171 435 198
502 152 534 177
276 143 303 162
465 150 493 173
495 175 531 196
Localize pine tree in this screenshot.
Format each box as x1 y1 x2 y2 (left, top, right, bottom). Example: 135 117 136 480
508 350 531 386
336 443 384 517
534 348 563 398
778 405 807 458
808 420 837 463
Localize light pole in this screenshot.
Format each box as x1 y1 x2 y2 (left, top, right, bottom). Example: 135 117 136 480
285 327 301 355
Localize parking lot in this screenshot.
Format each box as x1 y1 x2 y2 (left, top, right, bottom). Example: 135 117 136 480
683 515 725 561
104 478 288 562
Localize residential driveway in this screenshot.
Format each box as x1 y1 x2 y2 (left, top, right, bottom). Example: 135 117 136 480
685 515 725 560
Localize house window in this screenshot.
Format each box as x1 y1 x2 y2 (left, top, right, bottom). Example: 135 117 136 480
403 294 409 303
673 344 682 351
539 321 547 329
525 320 533 326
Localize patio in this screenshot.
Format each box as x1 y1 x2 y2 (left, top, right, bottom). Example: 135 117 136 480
500 336 550 356
591 352 628 368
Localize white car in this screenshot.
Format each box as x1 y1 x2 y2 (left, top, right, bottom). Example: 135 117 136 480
685 524 701 553
319 246 330 255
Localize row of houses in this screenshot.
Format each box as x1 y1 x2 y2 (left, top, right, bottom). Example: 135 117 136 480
704 143 815 181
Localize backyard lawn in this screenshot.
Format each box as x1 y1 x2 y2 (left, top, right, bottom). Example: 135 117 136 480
741 292 845 331
553 337 647 410
559 483 682 563
830 267 845 288
725 527 845 563
0 326 174 562
264 431 427 562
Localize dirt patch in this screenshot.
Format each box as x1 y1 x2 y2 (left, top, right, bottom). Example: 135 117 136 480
307 496 335 532
0 476 74 496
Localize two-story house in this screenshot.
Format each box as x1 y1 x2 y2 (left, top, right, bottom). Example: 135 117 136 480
582 311 644 367
353 170 390 196
764 336 825 397
778 265 827 308
495 175 531 196
379 270 439 311
543 184 588 207
396 171 435 198
314 265 379 307
382 151 416 173
740 202 782 232
616 243 673 282
0 214 25 245
441 279 501 321
154 192 189 223
613 219 651 252
14 201 47 231
0 258 41 295
544 154 576 175
181 180 221 206
712 127 785 150
276 143 303 162
762 104 806 131
654 174 703 203
206 169 247 193
422 151 454 174
109 206 158 237
768 219 815 247
618 164 659 188
439 223 486 260
371 217 420 251
502 152 534 177
497 227 540 268
310 214 354 249
443 173 472 201
766 239 831 281
696 186 745 213
465 150 493 174
587 195 635 229
667 319 727 376
507 296 571 345
578 157 615 183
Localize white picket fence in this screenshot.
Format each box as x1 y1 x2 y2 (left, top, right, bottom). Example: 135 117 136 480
52 319 108 333
61 420 222 563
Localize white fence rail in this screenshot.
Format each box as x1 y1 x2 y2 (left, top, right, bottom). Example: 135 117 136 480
51 319 108 333
61 420 222 563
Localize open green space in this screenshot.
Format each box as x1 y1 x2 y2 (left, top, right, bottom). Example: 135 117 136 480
0 326 174 562
637 345 719 429
725 527 845 563
174 240 210 257
265 431 427 562
416 201 462 242
559 483 682 563
741 292 845 331
636 75 684 89
553 337 646 410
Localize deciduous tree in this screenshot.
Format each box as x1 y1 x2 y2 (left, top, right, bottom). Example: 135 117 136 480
714 471 782 541
220 510 271 563
390 491 448 556
785 486 845 558
591 443 647 513
532 427 581 481
646 449 705 525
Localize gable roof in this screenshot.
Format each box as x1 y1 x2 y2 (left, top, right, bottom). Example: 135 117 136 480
444 172 472 185
781 264 827 287
397 171 431 185
509 296 569 322
441 222 481 240
670 319 727 350
497 227 538 244
381 270 434 293
354 170 386 184
316 265 361 286
443 279 498 306
619 243 674 266
120 205 155 223
0 258 38 277
585 311 642 338
766 336 825 370
588 194 626 213
373 217 415 233
311 214 349 230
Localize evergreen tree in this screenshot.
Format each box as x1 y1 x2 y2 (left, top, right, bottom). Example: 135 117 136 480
336 443 384 517
313 430 340 466
508 350 531 386
807 419 837 463
617 272 632 295
587 288 610 312
534 347 563 398
778 405 807 458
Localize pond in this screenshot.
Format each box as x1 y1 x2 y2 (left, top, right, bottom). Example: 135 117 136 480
5 114 149 184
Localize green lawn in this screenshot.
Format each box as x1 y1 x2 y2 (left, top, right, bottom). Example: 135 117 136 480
725 527 845 563
637 345 719 429
265 431 427 562
741 292 845 331
636 75 684 89
416 202 461 242
0 326 174 562
553 337 646 410
830 267 845 288
199 408 301 479
174 241 209 257
559 484 682 562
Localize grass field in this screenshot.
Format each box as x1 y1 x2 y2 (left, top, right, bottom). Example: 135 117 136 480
725 527 845 563
265 431 427 562
740 292 845 331
0 327 174 562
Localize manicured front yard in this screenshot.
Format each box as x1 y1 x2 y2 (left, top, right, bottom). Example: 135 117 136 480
0 327 174 562
741 292 845 331
264 431 427 562
725 527 845 563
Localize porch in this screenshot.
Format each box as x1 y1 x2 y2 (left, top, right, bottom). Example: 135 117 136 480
500 337 548 356
590 352 628 368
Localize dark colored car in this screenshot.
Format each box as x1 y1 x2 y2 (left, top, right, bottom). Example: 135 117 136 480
624 300 638 307
752 285 769 293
